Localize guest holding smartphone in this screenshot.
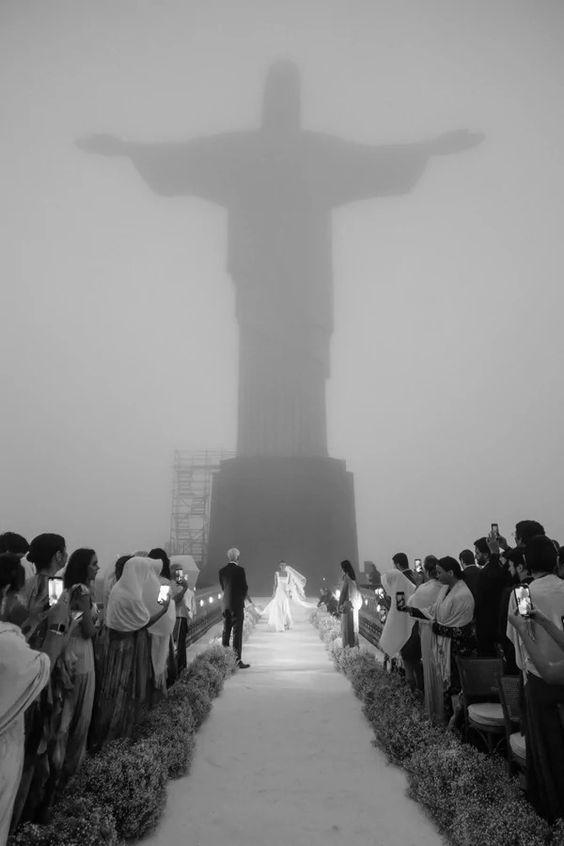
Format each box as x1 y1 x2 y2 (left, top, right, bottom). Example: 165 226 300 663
89 557 170 750
506 535 564 822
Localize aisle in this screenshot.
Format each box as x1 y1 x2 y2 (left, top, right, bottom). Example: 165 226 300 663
142 615 443 846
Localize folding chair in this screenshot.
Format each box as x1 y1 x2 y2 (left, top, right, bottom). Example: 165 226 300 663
456 656 505 753
497 673 526 778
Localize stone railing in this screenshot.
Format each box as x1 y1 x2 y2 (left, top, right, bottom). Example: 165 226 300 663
186 584 224 646
358 585 386 649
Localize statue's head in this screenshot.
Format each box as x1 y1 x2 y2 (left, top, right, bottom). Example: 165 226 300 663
262 60 301 133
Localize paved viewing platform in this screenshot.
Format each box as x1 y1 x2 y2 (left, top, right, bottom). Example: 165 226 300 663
144 610 443 846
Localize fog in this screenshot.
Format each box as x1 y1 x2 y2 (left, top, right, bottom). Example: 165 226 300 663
2 0 564 576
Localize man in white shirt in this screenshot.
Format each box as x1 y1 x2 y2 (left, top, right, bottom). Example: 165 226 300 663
506 533 564 822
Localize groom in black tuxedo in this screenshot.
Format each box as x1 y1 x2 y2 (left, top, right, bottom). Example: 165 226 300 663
219 547 251 669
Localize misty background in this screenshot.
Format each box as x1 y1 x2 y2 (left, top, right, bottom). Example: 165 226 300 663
1 0 564 578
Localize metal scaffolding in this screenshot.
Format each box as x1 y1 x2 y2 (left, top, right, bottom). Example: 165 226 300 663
168 449 234 565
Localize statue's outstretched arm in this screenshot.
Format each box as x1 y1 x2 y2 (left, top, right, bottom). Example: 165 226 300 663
76 133 128 156
425 129 485 157
76 132 245 204
320 129 483 208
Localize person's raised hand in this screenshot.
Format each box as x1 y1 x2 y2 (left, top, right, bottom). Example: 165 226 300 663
76 133 126 156
508 610 531 633
528 607 550 628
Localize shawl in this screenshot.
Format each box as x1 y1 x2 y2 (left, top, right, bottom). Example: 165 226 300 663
427 579 474 688
0 622 50 734
105 557 153 632
379 570 416 657
407 578 444 614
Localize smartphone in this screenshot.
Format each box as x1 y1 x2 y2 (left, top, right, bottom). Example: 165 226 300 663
157 584 171 605
514 585 533 617
48 577 64 607
414 558 422 573
396 591 406 611
491 523 499 538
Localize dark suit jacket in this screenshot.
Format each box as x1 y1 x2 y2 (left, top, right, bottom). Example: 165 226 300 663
463 564 482 604
219 562 249 612
475 557 512 655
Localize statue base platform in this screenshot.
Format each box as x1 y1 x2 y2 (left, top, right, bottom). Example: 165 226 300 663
201 456 358 595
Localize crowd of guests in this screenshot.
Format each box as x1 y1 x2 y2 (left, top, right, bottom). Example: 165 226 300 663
0 531 196 844
373 519 564 824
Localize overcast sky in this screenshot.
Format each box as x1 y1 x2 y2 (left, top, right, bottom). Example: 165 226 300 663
2 0 564 578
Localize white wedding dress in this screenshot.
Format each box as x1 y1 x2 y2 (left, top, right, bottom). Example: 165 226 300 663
262 566 316 632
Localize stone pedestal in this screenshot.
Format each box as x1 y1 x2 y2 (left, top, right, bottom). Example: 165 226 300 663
201 456 358 595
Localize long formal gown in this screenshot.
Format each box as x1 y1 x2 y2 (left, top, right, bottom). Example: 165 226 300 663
264 573 293 631
262 566 316 631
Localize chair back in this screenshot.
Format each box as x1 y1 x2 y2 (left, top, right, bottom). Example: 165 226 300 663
456 657 504 704
497 674 522 726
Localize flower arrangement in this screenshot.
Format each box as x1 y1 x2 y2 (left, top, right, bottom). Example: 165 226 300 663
312 610 555 846
9 645 240 846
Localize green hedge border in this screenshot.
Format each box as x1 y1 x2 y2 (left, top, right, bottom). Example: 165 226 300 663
311 609 564 846
9 613 258 846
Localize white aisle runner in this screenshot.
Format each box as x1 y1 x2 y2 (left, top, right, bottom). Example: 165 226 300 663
142 615 443 846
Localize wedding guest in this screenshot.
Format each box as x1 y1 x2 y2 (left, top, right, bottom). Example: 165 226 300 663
407 556 444 721
405 556 475 725
458 548 481 603
556 546 564 579
0 556 50 846
474 535 511 656
52 549 100 789
0 553 28 626
20 534 67 648
497 547 531 673
337 560 361 648
146 551 177 694
0 533 33 580
506 535 564 822
380 568 417 666
89 557 170 750
392 552 417 585
170 561 192 673
102 554 132 620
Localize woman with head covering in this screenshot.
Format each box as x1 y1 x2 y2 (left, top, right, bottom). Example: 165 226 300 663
89 557 171 750
145 553 177 699
0 555 50 845
379 568 417 661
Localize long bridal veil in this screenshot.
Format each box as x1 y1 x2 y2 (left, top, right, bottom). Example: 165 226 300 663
261 564 316 631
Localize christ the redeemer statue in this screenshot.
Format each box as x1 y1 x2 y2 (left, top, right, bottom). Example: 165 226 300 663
79 61 482 458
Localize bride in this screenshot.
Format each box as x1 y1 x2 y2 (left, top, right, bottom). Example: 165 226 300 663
262 561 314 632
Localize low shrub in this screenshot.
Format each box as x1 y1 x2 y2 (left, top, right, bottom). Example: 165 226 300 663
133 699 196 779
184 682 212 729
9 798 119 846
200 643 239 677
311 608 554 846
68 737 167 840
185 659 225 698
8 797 120 846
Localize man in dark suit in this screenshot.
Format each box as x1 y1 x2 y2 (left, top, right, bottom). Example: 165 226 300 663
459 548 481 604
219 547 251 669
